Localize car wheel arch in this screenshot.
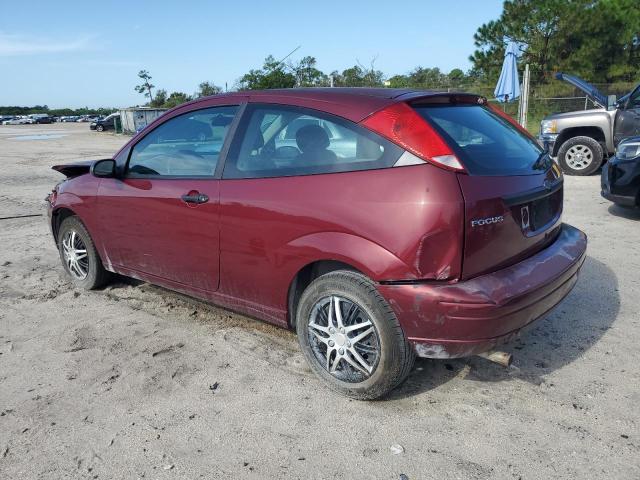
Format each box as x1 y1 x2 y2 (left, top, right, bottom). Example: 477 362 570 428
282 232 415 329
554 126 607 157
52 208 112 271
51 207 78 242
286 259 364 329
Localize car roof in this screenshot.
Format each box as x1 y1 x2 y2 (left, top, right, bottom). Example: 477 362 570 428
247 87 417 99
179 87 473 123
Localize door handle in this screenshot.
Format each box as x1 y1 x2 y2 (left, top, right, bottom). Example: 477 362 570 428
181 192 209 204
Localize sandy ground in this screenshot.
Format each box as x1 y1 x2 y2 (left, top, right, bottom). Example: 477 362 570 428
0 122 638 479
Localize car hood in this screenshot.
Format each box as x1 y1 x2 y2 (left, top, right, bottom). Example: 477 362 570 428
555 72 608 108
52 159 101 178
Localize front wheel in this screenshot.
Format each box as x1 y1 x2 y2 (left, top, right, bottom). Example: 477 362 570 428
96 125 104 132
296 270 415 400
557 136 604 176
57 216 111 289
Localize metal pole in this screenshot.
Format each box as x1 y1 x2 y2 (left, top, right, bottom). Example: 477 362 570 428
519 64 530 128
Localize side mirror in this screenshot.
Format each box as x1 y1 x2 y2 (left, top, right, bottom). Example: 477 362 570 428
91 159 117 178
607 95 617 110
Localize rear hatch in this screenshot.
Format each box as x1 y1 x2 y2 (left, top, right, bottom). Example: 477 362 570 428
413 100 564 279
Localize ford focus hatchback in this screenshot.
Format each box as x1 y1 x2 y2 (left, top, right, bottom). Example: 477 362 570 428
46 89 587 399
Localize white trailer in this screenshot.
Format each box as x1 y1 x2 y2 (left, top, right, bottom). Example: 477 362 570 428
118 107 167 134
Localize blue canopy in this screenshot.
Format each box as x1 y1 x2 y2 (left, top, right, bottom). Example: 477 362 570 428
494 42 520 103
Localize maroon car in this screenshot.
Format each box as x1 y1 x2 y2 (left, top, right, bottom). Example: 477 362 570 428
46 88 587 399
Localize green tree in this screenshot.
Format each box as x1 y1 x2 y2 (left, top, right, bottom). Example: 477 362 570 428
149 89 167 107
238 55 296 90
560 0 640 82
197 81 222 97
448 68 466 87
386 74 411 88
331 59 384 87
288 56 327 86
163 91 192 108
134 70 155 102
470 0 640 84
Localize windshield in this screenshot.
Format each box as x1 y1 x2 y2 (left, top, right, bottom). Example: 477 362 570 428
414 105 549 176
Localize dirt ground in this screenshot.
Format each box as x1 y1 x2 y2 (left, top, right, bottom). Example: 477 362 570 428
0 122 638 479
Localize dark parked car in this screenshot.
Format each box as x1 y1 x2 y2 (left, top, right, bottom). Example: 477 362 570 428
33 115 53 124
46 89 587 398
90 113 119 132
601 136 640 208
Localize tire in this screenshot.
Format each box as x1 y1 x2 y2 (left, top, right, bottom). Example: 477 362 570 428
96 125 104 132
296 270 415 400
557 136 604 176
57 216 110 290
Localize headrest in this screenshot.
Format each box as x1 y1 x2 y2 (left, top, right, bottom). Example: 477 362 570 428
296 124 330 151
211 115 233 127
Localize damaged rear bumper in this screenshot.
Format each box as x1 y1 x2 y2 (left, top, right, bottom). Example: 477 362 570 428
378 223 587 358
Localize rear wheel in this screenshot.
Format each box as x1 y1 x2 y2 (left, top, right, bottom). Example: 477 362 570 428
296 270 415 400
557 136 603 176
57 216 110 290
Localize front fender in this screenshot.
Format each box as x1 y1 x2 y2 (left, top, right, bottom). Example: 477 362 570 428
553 112 615 153
285 231 416 282
51 175 102 252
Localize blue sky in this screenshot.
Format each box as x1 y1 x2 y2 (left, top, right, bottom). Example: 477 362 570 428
0 0 503 108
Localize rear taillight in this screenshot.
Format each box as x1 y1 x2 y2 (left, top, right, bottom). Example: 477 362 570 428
361 102 465 172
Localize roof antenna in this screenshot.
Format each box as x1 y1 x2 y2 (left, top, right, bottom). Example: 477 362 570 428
269 45 301 72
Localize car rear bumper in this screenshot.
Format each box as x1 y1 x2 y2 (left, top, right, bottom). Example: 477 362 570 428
378 223 587 358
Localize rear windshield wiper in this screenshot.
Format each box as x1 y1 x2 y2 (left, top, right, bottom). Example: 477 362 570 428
533 152 550 171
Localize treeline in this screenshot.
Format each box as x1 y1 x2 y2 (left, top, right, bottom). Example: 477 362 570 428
0 105 117 116
136 59 478 110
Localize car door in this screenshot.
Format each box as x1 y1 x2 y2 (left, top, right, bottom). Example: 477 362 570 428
614 85 640 145
96 105 239 293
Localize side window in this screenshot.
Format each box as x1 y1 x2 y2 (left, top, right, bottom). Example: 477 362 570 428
223 105 402 179
127 106 237 177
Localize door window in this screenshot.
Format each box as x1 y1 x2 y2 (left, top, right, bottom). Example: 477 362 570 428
127 106 238 177
223 105 402 179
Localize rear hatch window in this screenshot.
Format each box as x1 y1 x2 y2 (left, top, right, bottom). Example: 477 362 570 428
414 105 549 176
414 103 562 279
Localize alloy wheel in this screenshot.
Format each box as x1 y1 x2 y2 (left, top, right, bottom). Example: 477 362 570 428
62 230 89 280
565 144 594 170
307 295 380 382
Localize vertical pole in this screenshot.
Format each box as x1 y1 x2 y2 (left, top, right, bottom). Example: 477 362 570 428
520 64 530 128
330 75 334 88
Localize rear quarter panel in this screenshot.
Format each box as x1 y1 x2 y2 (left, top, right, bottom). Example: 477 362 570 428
218 163 464 320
